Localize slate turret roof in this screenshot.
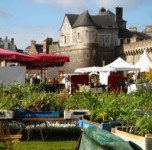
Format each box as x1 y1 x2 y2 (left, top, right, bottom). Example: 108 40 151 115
72 11 95 28
66 10 118 29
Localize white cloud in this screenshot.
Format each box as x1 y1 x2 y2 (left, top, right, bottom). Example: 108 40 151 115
96 0 151 10
0 27 59 50
29 0 87 12
31 0 84 5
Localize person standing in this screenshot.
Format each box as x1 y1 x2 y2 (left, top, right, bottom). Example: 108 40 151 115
32 74 40 85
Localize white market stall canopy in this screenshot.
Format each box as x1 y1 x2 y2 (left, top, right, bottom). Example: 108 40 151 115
74 57 140 73
74 66 115 73
101 57 140 71
134 50 152 72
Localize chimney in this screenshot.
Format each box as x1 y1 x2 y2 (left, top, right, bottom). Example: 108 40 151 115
31 40 36 46
98 7 106 15
115 6 123 27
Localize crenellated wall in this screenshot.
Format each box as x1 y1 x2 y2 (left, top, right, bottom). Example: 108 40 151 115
121 39 152 64
48 38 152 78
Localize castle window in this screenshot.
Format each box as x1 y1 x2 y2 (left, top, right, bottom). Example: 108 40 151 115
8 43 11 49
99 34 111 46
77 32 80 41
64 36 66 44
104 35 110 44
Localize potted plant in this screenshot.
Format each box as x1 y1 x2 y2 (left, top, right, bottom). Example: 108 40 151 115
78 91 122 131
0 84 24 142
14 91 62 118
0 82 62 118
63 91 90 119
112 87 152 150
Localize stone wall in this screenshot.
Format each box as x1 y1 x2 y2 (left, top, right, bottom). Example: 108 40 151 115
48 38 152 79
121 39 152 64
48 43 115 78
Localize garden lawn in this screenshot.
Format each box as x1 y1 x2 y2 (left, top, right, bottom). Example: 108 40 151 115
14 140 77 150
0 140 77 150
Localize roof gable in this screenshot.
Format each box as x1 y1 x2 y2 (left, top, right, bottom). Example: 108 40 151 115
66 14 78 27
65 10 118 29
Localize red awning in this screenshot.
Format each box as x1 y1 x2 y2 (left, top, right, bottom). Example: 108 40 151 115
27 53 70 69
0 49 70 69
31 53 69 62
0 48 39 63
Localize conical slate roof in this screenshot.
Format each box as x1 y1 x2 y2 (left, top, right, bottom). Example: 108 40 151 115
65 8 119 29
72 11 95 28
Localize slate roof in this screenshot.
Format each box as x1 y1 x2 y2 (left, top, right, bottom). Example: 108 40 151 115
66 10 118 29
98 10 115 16
92 15 117 28
118 28 133 38
118 28 152 39
64 9 149 41
66 14 79 27
72 11 95 28
133 32 151 39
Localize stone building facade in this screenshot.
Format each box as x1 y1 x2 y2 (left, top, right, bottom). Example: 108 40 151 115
120 39 152 64
0 36 18 67
26 6 152 78
26 40 43 54
47 6 151 77
0 36 17 50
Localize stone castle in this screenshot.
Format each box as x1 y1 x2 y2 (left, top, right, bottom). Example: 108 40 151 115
27 6 152 78
0 36 17 50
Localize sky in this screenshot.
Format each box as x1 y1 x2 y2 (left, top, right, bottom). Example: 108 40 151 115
0 0 152 50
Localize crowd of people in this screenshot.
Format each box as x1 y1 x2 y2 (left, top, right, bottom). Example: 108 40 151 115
26 71 146 95
26 73 62 93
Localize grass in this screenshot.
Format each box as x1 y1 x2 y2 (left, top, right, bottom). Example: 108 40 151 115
0 140 77 150
0 127 82 150
13 140 77 150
